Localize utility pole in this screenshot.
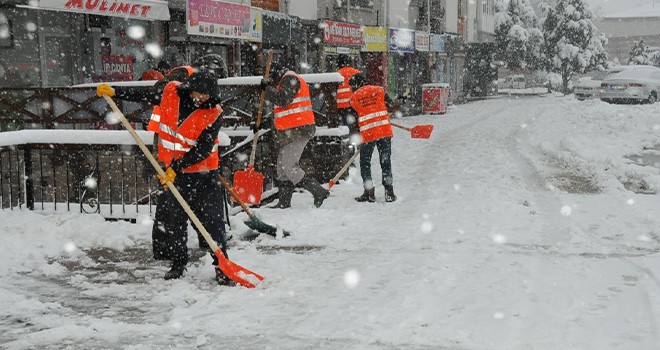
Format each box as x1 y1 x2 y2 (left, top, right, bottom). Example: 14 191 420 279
428 0 431 33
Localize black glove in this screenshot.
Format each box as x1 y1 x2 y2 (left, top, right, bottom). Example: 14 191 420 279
251 122 259 135
259 78 269 91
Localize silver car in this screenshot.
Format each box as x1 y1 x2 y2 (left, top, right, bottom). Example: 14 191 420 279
575 66 631 100
599 65 660 104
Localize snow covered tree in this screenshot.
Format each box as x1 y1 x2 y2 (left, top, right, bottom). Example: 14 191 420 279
629 40 660 66
494 0 543 70
540 0 608 94
629 40 650 65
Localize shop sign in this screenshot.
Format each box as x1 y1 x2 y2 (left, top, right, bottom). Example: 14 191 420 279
321 20 363 47
251 0 279 12
388 28 414 53
102 55 134 81
415 31 429 52
323 46 360 55
430 33 445 52
250 7 262 42
36 0 170 21
187 0 251 40
362 26 387 52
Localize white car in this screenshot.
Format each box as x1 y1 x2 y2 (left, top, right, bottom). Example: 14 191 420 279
498 74 526 89
574 67 631 100
599 65 660 104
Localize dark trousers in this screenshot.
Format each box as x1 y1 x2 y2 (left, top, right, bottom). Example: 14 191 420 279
152 170 227 265
359 137 393 188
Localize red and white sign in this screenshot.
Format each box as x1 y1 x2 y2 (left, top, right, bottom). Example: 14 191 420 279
101 55 134 82
322 20 363 47
36 0 170 21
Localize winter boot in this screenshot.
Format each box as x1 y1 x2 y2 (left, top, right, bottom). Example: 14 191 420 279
164 261 186 280
384 185 397 202
355 188 376 203
215 267 237 286
300 175 330 208
274 181 294 209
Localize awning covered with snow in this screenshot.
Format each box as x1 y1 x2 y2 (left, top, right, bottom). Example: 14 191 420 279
24 0 170 21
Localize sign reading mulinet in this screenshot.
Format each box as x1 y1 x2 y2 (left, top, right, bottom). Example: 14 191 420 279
187 0 252 40
36 0 171 20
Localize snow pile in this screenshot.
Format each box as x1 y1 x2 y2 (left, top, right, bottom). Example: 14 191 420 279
2 95 660 349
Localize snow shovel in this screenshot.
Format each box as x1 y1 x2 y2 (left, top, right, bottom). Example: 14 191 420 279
328 149 360 190
232 51 274 206
219 174 290 237
391 122 434 139
102 95 263 289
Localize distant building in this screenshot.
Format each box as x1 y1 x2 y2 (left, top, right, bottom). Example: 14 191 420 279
595 4 660 65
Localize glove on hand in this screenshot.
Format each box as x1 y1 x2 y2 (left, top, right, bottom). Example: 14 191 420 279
96 84 115 97
251 123 259 135
259 78 270 91
157 167 177 189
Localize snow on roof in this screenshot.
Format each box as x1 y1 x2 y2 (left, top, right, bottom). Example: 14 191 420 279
0 130 154 147
601 2 660 18
217 73 343 86
73 73 344 88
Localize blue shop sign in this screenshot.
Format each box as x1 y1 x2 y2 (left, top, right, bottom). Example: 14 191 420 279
430 34 445 52
388 28 415 53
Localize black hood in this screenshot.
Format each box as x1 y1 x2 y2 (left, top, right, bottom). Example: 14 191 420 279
184 69 219 97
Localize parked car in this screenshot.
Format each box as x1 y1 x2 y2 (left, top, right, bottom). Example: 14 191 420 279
574 66 632 100
599 65 660 104
498 74 526 89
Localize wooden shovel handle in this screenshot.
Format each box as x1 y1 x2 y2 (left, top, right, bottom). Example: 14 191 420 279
328 149 360 190
218 174 256 220
249 50 274 167
390 122 411 131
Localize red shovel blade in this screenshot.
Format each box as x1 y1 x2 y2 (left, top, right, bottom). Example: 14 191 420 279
215 250 264 288
232 165 264 205
410 125 434 139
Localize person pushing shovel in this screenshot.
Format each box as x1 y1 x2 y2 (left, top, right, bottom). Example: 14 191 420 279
97 69 234 285
349 74 406 203
258 62 329 209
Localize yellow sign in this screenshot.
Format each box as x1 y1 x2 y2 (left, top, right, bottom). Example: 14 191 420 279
362 26 388 52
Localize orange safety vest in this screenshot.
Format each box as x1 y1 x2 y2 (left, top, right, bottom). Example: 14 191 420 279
273 71 316 130
146 66 195 133
350 85 393 143
156 81 221 173
336 66 361 109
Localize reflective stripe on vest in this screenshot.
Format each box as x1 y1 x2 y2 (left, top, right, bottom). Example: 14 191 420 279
350 85 393 143
146 105 162 132
157 81 222 172
272 71 316 130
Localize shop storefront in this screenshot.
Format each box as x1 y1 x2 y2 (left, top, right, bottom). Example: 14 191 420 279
387 27 414 97
361 26 388 87
318 20 362 72
0 0 170 87
183 0 262 76
258 10 303 74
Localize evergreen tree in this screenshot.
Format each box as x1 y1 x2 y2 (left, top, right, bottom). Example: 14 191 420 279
540 0 608 94
494 0 543 70
628 40 659 66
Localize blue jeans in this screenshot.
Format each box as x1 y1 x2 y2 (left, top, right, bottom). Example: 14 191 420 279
359 137 393 188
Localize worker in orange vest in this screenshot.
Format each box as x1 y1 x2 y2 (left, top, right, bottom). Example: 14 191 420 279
335 54 361 141
259 61 329 208
97 69 234 286
349 74 398 203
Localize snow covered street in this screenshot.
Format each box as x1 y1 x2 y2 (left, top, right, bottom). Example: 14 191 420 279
2 95 660 349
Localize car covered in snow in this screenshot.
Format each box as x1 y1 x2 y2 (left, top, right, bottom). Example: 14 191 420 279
574 66 631 100
599 65 660 104
498 74 526 89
